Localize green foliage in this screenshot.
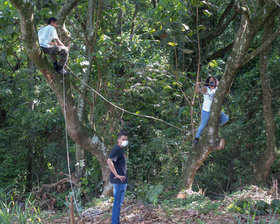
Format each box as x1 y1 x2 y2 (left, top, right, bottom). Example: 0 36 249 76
134 184 164 204
1 1 280 219
0 190 43 223
160 194 222 215
228 199 280 216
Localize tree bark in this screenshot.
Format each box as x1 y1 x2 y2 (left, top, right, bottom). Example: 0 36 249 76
181 0 278 191
9 0 112 196
253 14 276 183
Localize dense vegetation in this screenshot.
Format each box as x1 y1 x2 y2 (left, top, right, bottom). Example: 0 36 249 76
0 0 279 222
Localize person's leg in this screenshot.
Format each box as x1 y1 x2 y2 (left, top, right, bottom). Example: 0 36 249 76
58 48 69 68
219 111 229 125
42 46 69 74
195 110 211 138
118 184 127 207
111 184 127 224
42 46 60 64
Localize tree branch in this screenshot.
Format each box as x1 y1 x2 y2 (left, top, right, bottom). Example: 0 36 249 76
206 42 233 63
35 175 78 195
251 0 279 34
202 0 237 46
243 28 280 65
57 0 81 45
234 0 251 22
92 0 103 48
86 0 96 42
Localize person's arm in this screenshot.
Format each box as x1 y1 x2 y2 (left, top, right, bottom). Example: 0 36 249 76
195 82 207 94
54 38 65 47
107 158 126 182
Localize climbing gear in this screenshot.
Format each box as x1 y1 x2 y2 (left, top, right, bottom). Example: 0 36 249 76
62 73 82 218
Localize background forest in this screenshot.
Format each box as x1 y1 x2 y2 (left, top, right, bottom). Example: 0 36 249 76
0 0 280 223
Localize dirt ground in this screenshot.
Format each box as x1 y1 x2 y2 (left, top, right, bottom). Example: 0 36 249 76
45 200 280 224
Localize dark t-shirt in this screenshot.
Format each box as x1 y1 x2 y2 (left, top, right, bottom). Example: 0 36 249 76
109 145 127 184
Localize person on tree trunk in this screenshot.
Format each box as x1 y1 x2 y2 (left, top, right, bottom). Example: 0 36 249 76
193 76 229 145
38 17 69 75
107 131 128 224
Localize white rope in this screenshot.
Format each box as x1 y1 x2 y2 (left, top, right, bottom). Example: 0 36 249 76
62 73 82 218
66 65 185 132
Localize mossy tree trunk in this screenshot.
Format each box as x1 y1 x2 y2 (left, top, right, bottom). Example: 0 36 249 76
253 8 276 183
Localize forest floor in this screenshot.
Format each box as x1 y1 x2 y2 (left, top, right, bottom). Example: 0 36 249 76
43 185 280 224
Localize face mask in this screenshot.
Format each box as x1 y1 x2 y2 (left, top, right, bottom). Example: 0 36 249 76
121 140 128 147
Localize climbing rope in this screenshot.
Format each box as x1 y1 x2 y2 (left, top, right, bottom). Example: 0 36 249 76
66 65 185 132
62 73 82 218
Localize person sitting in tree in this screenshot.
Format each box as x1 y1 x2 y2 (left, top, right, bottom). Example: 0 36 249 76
193 76 229 145
38 17 69 75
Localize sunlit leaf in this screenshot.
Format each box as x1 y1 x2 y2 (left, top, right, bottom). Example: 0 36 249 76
203 9 212 17
167 42 177 46
182 24 190 31
209 60 218 68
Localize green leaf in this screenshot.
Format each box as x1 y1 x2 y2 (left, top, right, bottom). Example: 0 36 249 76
182 24 189 31
203 9 212 17
5 25 14 34
167 42 177 46
198 25 207 31
183 49 193 54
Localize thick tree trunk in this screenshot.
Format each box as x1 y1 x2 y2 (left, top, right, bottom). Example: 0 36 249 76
181 1 278 192
9 0 111 196
75 51 93 178
254 16 276 183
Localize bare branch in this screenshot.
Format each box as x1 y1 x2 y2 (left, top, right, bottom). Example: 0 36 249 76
243 28 280 65
92 0 103 48
251 0 279 34
206 42 234 62
86 0 96 42
57 0 81 24
35 175 78 195
202 0 237 46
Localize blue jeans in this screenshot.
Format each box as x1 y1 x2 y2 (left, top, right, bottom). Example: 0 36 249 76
195 110 228 138
111 183 127 224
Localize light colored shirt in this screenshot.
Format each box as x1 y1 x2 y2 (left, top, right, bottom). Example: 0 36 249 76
38 25 58 48
202 87 217 112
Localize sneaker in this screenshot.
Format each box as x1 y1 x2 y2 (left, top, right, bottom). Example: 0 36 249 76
53 62 59 70
58 68 70 75
56 65 70 75
192 137 199 146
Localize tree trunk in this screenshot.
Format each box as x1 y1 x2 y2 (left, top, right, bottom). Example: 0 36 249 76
181 1 278 192
75 51 93 178
9 0 112 196
253 16 276 183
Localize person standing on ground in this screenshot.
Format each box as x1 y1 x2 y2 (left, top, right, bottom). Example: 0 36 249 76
193 76 229 146
107 131 129 224
38 17 69 75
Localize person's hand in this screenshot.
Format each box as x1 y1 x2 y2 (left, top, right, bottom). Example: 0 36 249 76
114 175 126 182
61 46 69 52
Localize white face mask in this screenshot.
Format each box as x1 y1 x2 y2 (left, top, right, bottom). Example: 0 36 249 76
121 140 128 147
